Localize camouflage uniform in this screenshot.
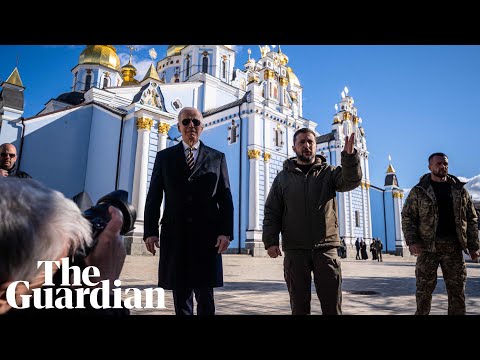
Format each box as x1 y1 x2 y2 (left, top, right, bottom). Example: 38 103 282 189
401 173 479 315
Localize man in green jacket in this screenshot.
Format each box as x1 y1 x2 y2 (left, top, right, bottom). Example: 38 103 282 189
262 128 362 315
401 152 479 315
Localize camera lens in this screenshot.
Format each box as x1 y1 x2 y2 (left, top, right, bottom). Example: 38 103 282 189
95 190 136 235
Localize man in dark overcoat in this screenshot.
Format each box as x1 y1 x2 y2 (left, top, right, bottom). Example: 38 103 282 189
144 107 234 315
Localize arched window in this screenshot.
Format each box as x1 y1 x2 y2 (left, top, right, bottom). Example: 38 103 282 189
202 56 209 73
103 76 109 88
222 59 226 78
186 57 190 77
85 74 92 91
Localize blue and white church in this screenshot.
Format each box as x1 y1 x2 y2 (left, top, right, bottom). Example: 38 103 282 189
0 45 405 256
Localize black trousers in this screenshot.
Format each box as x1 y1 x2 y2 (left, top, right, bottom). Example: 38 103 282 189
284 248 342 315
172 288 215 315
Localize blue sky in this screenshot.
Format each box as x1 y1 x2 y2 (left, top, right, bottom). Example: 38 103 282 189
0 44 479 199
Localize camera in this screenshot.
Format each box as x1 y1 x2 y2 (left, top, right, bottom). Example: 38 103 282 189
72 190 137 258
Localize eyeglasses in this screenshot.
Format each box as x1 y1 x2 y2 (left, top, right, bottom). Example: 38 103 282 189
0 153 16 159
181 118 202 127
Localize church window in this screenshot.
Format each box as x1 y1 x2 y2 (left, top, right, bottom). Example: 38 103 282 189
222 59 226 78
85 74 92 91
273 126 284 147
273 83 278 100
185 57 190 77
103 76 110 88
228 120 239 145
73 72 78 90
202 56 209 73
172 99 182 111
355 211 360 227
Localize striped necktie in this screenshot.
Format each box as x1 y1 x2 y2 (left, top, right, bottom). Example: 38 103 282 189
186 147 195 170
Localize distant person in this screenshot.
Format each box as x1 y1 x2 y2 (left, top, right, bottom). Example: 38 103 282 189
355 238 361 260
360 240 368 260
375 238 383 262
0 143 31 178
262 128 362 315
402 152 479 315
370 239 378 260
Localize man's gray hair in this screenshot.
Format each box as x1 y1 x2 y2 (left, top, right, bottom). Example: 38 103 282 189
0 178 93 284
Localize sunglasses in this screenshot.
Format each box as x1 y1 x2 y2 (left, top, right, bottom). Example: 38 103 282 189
1 153 16 159
181 118 202 127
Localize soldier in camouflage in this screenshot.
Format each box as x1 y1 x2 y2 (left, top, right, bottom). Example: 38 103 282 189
401 152 479 315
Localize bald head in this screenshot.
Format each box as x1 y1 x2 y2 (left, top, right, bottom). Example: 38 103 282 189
0 143 18 171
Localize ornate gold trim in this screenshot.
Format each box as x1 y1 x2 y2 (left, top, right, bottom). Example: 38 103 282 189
264 152 271 162
158 122 170 134
248 149 261 159
279 77 289 87
137 117 154 131
264 69 275 80
393 192 403 198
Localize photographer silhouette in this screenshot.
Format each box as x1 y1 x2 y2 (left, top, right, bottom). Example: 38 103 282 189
0 178 128 315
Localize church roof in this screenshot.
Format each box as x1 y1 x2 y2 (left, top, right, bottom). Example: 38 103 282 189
202 91 250 117
55 91 85 105
4 67 24 87
132 83 150 103
385 173 399 187
141 64 161 82
316 130 335 144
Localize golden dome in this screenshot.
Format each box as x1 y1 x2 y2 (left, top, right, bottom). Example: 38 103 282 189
167 45 187 57
287 67 301 87
121 58 139 86
79 45 121 71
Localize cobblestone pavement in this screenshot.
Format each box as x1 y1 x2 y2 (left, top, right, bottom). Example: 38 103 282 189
119 253 480 315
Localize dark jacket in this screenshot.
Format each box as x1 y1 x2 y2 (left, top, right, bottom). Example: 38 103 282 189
144 141 234 289
262 150 362 251
6 163 31 178
401 173 479 252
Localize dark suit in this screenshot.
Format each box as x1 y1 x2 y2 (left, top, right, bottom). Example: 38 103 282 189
144 141 234 315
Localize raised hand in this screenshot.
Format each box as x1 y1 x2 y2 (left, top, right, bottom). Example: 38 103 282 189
343 133 355 154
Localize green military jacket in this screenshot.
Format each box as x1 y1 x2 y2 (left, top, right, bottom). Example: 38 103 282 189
401 173 479 252
262 150 362 251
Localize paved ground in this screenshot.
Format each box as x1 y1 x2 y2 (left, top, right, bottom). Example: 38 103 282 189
119 253 480 315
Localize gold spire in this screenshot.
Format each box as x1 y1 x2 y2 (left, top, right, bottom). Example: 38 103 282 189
5 67 24 87
277 45 289 65
78 45 121 71
142 64 161 82
386 164 396 173
121 46 139 86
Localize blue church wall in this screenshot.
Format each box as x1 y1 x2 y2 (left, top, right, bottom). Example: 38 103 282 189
9 106 93 198
202 115 243 251
370 186 387 252
117 116 137 203
83 106 123 203
384 191 397 253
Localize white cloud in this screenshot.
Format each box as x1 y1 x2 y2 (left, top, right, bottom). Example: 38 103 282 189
458 174 480 201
